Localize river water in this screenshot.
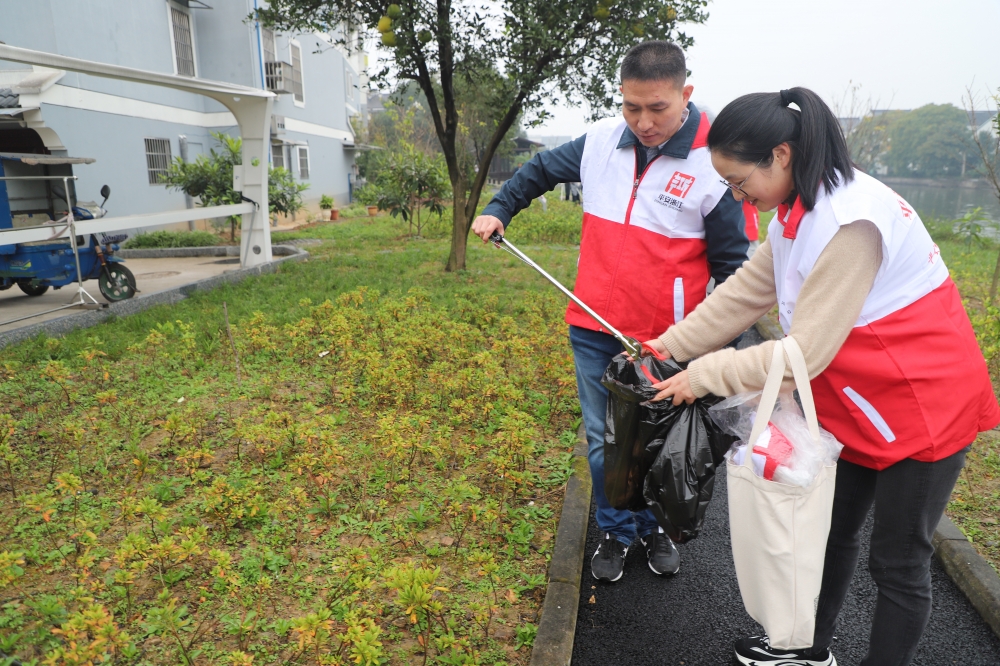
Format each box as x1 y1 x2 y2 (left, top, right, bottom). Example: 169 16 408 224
880 178 1000 223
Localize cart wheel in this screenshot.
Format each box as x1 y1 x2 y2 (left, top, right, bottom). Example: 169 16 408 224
18 282 49 297
99 264 137 302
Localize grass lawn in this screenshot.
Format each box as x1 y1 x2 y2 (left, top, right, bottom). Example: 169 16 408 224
0 210 586 666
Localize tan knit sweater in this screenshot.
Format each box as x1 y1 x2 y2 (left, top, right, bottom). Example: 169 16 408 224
659 220 884 398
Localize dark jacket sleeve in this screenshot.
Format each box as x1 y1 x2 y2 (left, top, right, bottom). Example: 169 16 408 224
481 134 586 227
703 190 750 284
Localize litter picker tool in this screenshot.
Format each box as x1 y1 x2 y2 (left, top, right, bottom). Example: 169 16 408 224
488 231 665 360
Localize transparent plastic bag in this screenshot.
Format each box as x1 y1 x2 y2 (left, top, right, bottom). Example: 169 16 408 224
708 391 843 488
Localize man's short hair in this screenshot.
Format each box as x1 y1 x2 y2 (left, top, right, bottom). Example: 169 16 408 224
620 41 686 87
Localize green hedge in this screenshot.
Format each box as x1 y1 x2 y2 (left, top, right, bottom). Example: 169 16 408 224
122 230 224 249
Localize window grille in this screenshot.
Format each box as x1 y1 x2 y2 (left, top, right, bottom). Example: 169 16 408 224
290 43 304 103
171 7 195 77
262 28 276 64
145 138 172 185
272 144 285 170
298 146 310 179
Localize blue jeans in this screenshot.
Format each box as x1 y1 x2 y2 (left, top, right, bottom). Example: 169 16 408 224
570 325 659 546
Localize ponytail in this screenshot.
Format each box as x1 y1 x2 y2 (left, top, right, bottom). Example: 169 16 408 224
707 87 853 210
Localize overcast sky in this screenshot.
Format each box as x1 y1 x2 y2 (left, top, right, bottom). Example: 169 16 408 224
529 0 1000 139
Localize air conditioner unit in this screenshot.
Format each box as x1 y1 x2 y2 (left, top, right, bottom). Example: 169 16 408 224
271 114 286 136
265 61 294 94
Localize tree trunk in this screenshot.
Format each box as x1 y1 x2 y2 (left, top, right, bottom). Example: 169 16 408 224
446 179 469 271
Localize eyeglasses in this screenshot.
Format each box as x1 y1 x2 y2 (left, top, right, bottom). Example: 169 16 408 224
720 156 765 199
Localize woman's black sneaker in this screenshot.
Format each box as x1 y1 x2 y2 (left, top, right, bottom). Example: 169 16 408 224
733 635 836 665
591 533 628 582
640 530 680 575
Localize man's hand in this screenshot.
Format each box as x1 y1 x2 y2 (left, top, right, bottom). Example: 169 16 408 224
651 369 696 405
472 215 505 242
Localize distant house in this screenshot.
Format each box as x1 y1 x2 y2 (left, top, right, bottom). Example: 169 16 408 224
978 113 999 139
0 0 368 226
488 136 544 183
530 135 574 151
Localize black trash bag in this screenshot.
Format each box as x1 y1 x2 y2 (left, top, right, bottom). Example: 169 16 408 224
601 354 736 544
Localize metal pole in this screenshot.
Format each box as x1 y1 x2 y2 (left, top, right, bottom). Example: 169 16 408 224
490 232 643 357
64 176 100 307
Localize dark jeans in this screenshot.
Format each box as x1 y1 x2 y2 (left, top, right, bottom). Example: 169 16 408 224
570 325 659 545
811 448 968 665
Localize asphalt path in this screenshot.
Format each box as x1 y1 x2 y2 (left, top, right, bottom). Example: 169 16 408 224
571 327 1000 666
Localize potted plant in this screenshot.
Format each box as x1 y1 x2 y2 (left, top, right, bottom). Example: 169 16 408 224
355 184 380 218
319 194 339 220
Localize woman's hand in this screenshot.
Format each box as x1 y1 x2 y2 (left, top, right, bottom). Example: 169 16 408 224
640 338 671 359
651 369 696 405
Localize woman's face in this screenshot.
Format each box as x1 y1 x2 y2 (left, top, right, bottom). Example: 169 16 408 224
712 143 795 211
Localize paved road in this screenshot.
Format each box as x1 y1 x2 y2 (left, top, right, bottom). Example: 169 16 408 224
571 327 1000 666
0 256 240 333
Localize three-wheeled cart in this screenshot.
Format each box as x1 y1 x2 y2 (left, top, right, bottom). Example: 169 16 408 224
0 152 136 326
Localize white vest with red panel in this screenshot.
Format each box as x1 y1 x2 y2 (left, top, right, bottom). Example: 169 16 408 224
570 113 728 341
771 169 999 469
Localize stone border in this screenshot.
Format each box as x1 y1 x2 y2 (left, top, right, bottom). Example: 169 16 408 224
117 244 308 258
933 514 1000 638
0 245 308 351
754 315 1000 640
529 425 592 666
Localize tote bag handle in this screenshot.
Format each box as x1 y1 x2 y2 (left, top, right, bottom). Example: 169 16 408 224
745 336 819 469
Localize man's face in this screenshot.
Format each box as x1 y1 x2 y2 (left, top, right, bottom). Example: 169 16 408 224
620 78 694 148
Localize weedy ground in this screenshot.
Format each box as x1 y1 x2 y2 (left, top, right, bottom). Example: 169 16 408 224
3 195 1000 666
0 202 587 666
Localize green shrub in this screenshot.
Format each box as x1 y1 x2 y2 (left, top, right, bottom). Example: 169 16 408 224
122 230 222 249
341 203 368 218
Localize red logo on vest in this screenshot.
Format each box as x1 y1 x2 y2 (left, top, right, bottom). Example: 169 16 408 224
898 199 915 219
666 172 696 198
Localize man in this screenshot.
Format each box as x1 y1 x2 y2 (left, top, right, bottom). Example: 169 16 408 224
472 41 748 582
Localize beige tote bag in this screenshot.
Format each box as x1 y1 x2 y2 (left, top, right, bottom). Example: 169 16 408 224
727 336 837 650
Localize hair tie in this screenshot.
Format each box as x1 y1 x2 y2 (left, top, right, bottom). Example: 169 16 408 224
779 89 791 107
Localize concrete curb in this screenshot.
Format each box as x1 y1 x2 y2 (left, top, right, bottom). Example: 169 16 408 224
117 244 306 258
753 315 1000 640
933 515 1000 639
529 425 592 666
0 245 308 352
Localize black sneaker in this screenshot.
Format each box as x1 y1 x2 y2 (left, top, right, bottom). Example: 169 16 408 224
641 530 680 575
591 533 628 582
733 635 836 665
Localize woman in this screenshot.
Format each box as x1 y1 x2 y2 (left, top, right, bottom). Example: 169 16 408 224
642 87 999 666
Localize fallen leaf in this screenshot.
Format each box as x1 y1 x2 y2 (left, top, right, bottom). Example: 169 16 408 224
588 595 596 604
177 397 185 404
318 351 330 358
983 518 997 525
505 589 518 603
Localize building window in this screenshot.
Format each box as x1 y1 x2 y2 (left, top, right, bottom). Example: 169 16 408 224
170 6 196 77
346 69 355 103
290 41 304 103
145 138 172 185
262 28 276 64
272 144 285 169
297 146 310 179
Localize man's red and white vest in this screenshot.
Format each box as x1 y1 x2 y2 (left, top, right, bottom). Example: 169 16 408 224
570 113 729 341
771 169 1000 469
